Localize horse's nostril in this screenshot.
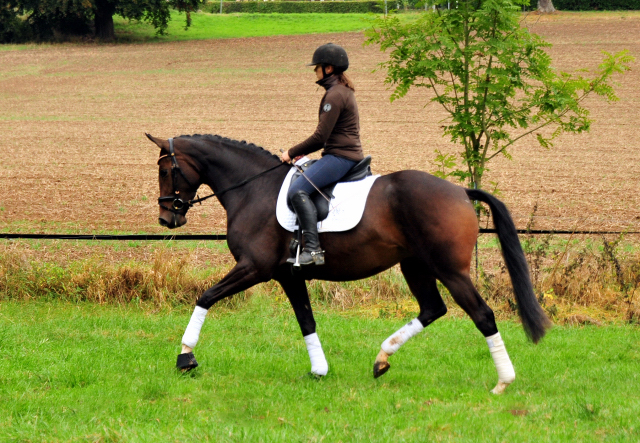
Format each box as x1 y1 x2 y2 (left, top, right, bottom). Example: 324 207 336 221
158 218 170 228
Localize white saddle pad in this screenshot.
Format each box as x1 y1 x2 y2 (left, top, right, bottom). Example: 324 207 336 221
276 157 380 233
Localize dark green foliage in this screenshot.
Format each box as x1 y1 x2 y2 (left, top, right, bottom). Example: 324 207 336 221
0 2 32 42
1 0 203 42
553 0 640 9
213 1 384 14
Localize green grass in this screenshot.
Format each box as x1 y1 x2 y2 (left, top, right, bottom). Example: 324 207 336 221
0 10 419 50
1 298 639 441
114 11 381 42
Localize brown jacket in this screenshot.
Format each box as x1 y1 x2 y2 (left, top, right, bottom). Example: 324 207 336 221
288 75 364 162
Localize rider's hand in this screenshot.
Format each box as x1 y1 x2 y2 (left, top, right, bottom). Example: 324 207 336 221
281 150 291 163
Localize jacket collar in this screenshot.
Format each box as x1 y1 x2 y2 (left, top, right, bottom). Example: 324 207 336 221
316 74 341 91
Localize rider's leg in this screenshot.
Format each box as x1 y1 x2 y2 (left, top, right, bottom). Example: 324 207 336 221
287 155 356 265
289 190 323 265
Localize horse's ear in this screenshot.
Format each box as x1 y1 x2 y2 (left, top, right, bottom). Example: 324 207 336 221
145 133 169 151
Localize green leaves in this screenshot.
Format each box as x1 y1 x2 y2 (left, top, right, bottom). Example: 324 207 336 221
2 0 204 41
367 1 634 190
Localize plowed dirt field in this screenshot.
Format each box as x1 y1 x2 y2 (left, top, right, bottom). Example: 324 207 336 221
2 13 639 235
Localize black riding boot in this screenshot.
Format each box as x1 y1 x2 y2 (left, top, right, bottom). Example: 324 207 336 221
289 190 325 266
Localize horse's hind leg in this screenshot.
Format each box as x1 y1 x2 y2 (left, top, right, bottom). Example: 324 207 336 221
439 272 515 394
374 258 448 378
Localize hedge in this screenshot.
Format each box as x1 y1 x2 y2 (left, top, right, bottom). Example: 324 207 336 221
206 0 640 13
551 0 640 9
207 1 385 14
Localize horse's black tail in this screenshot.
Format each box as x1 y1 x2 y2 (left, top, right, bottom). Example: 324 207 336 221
466 189 551 343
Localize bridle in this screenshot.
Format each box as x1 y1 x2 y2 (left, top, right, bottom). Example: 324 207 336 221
157 138 287 214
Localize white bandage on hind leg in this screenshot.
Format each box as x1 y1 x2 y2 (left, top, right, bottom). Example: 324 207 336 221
486 332 516 384
181 306 208 349
304 333 328 376
381 319 424 356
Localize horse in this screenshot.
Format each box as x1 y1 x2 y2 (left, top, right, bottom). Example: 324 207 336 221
147 133 551 394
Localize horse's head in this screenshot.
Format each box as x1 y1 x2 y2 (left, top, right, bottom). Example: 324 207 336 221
146 134 201 229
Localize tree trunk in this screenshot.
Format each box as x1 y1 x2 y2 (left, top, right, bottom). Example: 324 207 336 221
94 0 116 41
537 0 556 13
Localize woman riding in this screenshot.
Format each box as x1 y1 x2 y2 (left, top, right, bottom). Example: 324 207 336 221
281 43 365 266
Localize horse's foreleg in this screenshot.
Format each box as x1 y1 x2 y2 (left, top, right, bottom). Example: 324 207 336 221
182 306 207 352
176 262 263 371
277 273 328 377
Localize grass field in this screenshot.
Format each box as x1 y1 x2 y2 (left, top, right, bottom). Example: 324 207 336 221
1 298 639 441
113 11 382 42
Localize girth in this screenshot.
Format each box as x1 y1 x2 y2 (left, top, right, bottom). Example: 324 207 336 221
287 156 372 221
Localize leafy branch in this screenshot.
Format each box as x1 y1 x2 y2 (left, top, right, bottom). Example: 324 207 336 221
366 0 634 190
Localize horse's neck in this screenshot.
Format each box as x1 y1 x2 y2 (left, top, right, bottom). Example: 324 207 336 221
199 140 283 211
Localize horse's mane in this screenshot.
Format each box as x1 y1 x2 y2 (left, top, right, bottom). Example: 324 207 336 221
176 134 281 163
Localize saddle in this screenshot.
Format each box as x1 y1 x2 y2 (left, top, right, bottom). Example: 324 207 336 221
286 156 372 221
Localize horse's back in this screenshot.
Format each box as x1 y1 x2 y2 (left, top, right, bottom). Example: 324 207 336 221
376 170 474 218
365 170 479 265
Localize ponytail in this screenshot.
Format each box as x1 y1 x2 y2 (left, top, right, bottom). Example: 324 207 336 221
336 72 355 92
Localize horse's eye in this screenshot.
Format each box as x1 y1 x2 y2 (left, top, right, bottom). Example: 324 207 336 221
160 169 169 178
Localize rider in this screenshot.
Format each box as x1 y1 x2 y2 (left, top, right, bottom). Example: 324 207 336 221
281 43 365 266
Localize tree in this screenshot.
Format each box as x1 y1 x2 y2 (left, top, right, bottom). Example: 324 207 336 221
366 0 633 190
1 2 26 43
5 0 201 42
537 0 556 13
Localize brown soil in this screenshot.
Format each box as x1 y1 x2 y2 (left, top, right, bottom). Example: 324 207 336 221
1 13 639 236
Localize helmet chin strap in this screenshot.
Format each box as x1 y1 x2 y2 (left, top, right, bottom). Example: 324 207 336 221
321 65 333 79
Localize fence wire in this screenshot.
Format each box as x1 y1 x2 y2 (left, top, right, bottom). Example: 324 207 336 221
0 229 638 241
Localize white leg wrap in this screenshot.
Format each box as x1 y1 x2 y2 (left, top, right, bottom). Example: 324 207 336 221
304 333 328 376
486 332 515 384
181 306 208 349
381 318 424 356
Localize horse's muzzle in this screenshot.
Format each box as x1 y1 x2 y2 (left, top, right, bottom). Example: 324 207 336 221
158 212 186 229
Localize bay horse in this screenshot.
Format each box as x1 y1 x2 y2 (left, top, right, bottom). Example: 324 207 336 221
147 133 550 394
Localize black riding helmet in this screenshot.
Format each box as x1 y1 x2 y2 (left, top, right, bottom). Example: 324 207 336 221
307 43 349 74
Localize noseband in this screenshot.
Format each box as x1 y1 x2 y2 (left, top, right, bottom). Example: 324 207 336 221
157 138 199 214
158 138 287 214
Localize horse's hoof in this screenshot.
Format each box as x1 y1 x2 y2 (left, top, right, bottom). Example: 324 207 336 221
176 352 198 372
490 381 510 395
307 372 323 380
373 361 390 379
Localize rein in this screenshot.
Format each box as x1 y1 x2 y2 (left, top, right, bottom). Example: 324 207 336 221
158 138 287 214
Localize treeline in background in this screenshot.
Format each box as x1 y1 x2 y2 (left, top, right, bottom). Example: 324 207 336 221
2 0 640 44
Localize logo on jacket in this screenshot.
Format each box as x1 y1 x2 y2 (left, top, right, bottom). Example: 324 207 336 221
323 104 332 112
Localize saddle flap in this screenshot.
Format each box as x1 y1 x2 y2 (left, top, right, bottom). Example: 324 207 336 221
286 156 373 221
